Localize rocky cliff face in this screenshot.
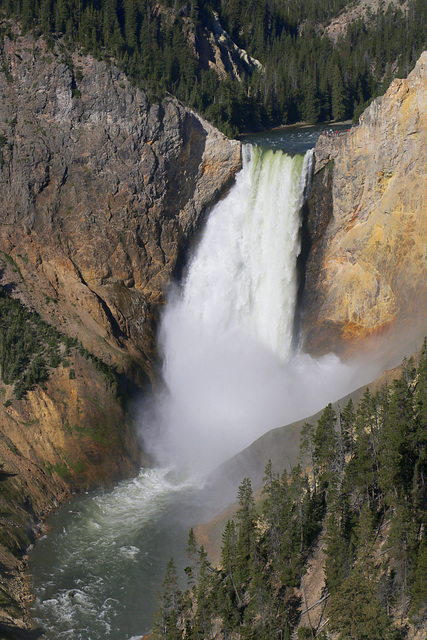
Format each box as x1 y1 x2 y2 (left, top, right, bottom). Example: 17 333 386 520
0 29 241 634
195 11 263 81
0 353 141 634
0 30 241 383
302 52 427 357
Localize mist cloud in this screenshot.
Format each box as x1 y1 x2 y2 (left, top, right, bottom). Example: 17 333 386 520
139 295 379 473
138 146 381 475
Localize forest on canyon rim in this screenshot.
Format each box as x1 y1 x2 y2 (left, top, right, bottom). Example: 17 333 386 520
2 0 427 135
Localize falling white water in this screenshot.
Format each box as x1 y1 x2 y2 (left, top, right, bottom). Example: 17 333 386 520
178 145 311 359
29 138 385 640
140 144 375 474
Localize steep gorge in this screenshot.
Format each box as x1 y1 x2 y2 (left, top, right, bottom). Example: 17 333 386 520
0 29 240 635
0 24 425 637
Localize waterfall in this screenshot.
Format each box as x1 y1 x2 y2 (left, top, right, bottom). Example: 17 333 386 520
140 144 363 474
174 145 313 360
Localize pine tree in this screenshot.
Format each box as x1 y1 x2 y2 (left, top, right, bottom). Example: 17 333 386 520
348 388 381 508
40 0 54 38
103 0 118 47
21 0 35 32
331 63 347 121
302 73 321 123
313 403 338 495
299 422 317 489
218 519 241 624
153 557 183 640
379 378 415 504
123 0 138 52
324 512 352 595
184 528 199 587
235 477 257 570
55 0 69 33
262 460 286 562
328 565 397 640
355 502 376 575
193 546 213 640
340 398 356 455
409 539 427 625
414 338 427 468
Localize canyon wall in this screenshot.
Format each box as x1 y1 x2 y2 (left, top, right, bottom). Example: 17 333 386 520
0 26 241 476
1 25 425 634
0 30 240 633
302 51 427 358
0 30 241 384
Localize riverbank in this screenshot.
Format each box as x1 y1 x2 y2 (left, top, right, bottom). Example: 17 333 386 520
0 450 70 637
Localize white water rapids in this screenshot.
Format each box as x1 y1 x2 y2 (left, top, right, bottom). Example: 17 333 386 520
31 138 380 640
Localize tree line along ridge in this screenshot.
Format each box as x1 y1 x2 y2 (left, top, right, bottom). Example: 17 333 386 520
0 0 426 136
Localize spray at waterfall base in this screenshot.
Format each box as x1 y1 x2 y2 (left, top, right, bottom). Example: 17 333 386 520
140 145 378 474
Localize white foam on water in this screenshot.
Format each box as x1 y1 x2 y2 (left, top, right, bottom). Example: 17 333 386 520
31 468 201 639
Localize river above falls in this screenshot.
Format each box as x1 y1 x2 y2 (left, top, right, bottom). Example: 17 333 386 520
240 121 351 153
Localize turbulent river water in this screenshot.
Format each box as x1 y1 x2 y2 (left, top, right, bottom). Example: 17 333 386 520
30 123 367 640
30 469 211 639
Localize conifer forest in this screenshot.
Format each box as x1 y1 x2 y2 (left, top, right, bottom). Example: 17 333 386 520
1 0 426 134
154 343 427 639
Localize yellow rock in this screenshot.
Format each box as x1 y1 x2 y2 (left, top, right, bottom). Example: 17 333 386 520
302 52 427 358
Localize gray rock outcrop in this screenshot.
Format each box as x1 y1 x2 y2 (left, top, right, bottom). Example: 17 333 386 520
0 32 242 383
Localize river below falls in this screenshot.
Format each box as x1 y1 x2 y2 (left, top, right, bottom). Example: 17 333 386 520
30 469 217 639
29 123 353 640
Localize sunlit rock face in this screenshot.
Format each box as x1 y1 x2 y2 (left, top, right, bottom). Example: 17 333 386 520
0 31 241 385
302 51 427 358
